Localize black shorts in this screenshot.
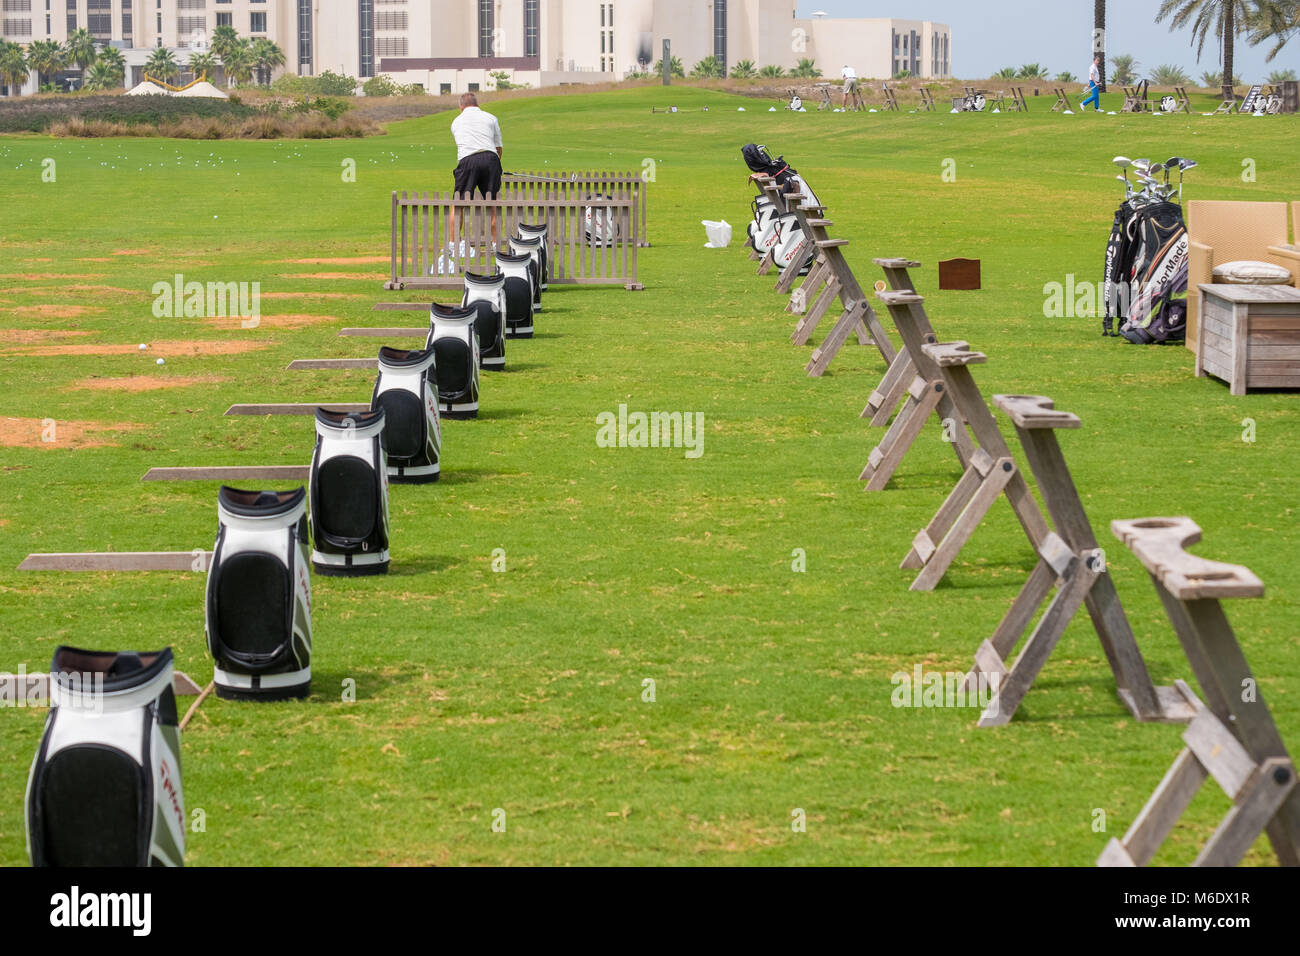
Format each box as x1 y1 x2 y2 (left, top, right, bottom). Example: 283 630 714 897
453 150 502 199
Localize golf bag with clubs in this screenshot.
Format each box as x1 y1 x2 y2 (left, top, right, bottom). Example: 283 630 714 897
741 144 819 275
516 222 549 290
371 345 442 483
461 270 507 370
26 646 186 867
584 196 622 247
509 234 544 312
427 303 481 418
310 408 391 576
1103 200 1188 344
205 485 313 700
496 250 535 338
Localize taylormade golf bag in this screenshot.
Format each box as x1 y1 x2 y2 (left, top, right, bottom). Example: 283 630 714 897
461 270 506 370
26 646 186 867
205 486 313 700
1115 201 1189 344
747 195 778 251
310 408 390 576
584 195 622 247
516 222 549 289
427 303 481 419
372 345 442 483
496 250 535 338
509 234 544 312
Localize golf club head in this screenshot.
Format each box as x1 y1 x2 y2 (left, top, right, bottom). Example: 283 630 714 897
1147 162 1165 176
1133 158 1152 171
1179 159 1198 172
1113 156 1133 169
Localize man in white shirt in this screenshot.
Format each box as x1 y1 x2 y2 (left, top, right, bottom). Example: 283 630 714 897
449 93 504 251
841 65 861 111
1082 55 1102 111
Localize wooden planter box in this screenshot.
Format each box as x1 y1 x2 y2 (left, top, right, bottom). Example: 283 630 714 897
1195 283 1300 395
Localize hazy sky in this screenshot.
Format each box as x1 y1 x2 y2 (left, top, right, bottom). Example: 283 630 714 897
796 1 1300 80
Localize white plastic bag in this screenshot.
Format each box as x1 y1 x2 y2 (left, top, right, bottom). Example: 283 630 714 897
702 219 732 248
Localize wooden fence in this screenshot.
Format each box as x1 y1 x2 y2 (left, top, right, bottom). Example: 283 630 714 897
385 190 643 292
503 170 649 248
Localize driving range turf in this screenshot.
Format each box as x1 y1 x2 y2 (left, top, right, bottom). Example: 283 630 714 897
1 84 1298 865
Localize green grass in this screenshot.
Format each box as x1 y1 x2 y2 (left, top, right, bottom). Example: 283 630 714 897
1 84 1298 866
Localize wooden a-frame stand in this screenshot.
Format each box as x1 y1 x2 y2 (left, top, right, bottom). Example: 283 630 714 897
858 263 975 490
896 343 1049 591
1099 517 1300 867
964 395 1189 727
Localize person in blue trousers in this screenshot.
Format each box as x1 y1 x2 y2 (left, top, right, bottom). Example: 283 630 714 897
1083 55 1103 111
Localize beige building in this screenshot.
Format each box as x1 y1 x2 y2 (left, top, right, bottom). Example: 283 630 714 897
2 1 949 96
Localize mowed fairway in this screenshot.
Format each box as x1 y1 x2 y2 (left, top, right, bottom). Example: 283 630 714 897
1 85 1298 866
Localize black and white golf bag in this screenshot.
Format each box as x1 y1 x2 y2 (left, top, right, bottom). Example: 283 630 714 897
516 222 549 290
747 195 778 251
1101 200 1134 336
509 234 544 313
461 270 506 370
372 345 442 483
1118 202 1189 344
427 303 481 419
772 214 815 276
205 485 313 700
584 195 622 246
26 646 186 867
496 250 535 338
310 408 390 576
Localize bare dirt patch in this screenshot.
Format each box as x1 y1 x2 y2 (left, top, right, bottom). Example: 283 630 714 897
205 313 338 330
1 273 108 281
2 340 267 358
69 374 227 392
259 291 367 300
8 305 102 319
0 329 94 344
287 256 389 265
0 416 143 449
78 257 114 262
279 272 385 281
113 249 153 256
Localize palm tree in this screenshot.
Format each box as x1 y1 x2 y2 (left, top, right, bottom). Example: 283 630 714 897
791 58 821 78
1017 63 1050 78
1056 71 1078 82
188 51 217 83
249 37 285 85
729 59 757 79
1156 0 1251 95
1248 1 1300 61
1095 0 1108 90
82 60 119 91
1151 63 1193 84
993 66 1018 79
652 56 684 78
210 24 240 62
222 39 255 87
95 45 125 85
690 56 723 78
1267 67 1298 82
62 27 97 87
757 64 785 78
145 47 180 85
1110 54 1139 84
0 40 29 96
26 39 65 88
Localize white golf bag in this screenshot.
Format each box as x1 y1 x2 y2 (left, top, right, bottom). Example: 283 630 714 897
584 195 622 247
310 408 390 576
372 345 442 483
26 646 186 867
509 234 544 313
428 303 481 419
747 197 778 250
772 213 815 275
461 270 506 370
496 250 535 338
205 485 313 700
516 222 549 290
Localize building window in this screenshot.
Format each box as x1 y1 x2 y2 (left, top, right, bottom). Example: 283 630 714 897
713 0 726 73
477 0 492 57
121 9 130 37
297 0 312 73
250 10 265 32
468 81 479 92
65 11 72 31
358 0 374 76
523 0 537 57
216 11 230 25
439 82 450 95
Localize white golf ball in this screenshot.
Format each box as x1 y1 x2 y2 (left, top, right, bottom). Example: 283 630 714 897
156 358 165 365
138 343 147 350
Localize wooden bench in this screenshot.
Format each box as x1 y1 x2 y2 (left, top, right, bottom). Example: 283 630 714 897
965 395 1189 726
1196 284 1300 394
1099 517 1300 867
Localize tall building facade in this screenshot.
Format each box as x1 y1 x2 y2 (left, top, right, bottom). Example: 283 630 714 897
2 1 951 96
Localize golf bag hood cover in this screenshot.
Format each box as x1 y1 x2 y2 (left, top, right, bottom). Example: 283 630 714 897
509 234 544 311
496 251 535 338
516 222 549 289
372 345 442 483
742 143 801 194
461 270 506 369
206 485 313 700
310 408 391 576
27 646 185 867
427 304 481 418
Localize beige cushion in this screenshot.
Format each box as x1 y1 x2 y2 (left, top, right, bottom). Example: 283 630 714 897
1212 260 1294 285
